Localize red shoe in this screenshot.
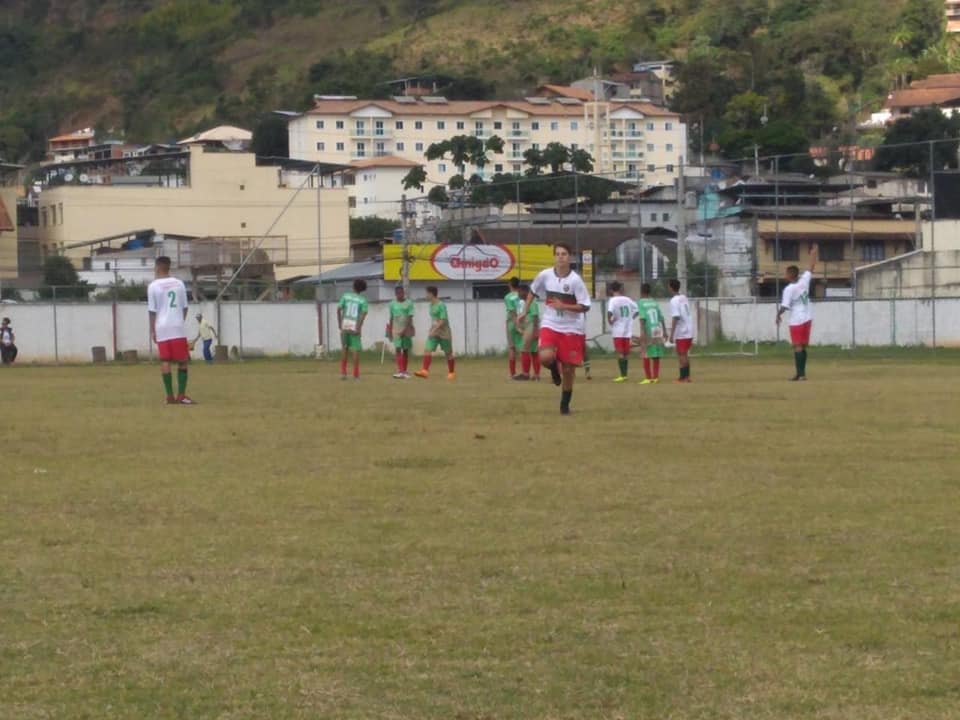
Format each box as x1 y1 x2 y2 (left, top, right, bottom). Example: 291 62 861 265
177 394 196 404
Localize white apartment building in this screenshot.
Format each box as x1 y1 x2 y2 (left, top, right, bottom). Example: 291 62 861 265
288 95 686 218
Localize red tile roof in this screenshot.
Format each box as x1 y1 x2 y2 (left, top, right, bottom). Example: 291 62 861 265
0 195 14 232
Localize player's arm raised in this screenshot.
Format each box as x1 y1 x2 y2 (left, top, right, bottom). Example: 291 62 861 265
808 242 819 272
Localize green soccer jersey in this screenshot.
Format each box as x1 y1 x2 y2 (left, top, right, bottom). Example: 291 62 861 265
338 291 368 333
430 300 451 339
524 297 541 327
636 298 664 338
389 298 414 335
504 291 520 332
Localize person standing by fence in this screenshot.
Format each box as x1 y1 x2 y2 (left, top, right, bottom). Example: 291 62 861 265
668 279 693 383
337 279 368 381
147 256 193 404
777 243 818 381
0 317 16 365
191 313 218 364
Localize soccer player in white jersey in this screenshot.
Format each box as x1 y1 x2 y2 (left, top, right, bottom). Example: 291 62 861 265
776 243 818 381
147 256 193 404
530 243 591 415
606 281 638 382
668 279 694 383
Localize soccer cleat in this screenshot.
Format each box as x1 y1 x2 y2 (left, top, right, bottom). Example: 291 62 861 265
512 373 530 381
638 378 654 385
165 396 177 405
392 372 404 379
446 372 456 381
789 375 807 382
652 378 660 384
612 376 628 383
549 363 562 386
340 374 348 381
414 369 429 379
177 395 196 405
560 406 571 415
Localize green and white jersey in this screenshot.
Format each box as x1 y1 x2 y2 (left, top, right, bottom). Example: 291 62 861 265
389 298 414 336
636 298 665 339
504 291 520 332
430 300 451 339
338 291 368 333
607 296 638 338
781 270 813 326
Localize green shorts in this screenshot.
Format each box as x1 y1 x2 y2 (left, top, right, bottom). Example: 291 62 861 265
644 342 665 359
510 329 524 353
425 336 452 354
393 336 412 351
341 332 362 351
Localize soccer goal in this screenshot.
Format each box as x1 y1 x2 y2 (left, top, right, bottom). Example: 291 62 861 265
690 296 762 357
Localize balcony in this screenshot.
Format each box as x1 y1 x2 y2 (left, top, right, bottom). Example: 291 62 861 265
608 130 644 139
350 128 393 139
611 151 644 160
506 130 530 140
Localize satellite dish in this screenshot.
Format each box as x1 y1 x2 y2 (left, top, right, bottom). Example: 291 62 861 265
79 174 89 183
64 173 74 182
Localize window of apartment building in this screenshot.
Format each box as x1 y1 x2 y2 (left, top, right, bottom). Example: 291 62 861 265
475 121 484 136
650 212 658 222
415 142 424 151
511 142 521 157
666 143 674 152
665 122 673 130
819 243 844 261
571 121 579 131
513 163 522 173
348 197 357 208
550 121 559 131
456 121 465 130
396 141 405 151
316 120 324 129
647 143 655 152
494 121 502 130
531 121 540 131
439 163 447 173
774 240 800 261
355 120 366 134
355 142 366 158
51 205 57 225
862 241 885 262
437 120 445 130
336 142 345 151
316 142 325 151
374 120 385 136
375 142 386 156
571 143 578 150
396 120 404 130
532 143 540 150
662 212 670 222
495 164 503 172
59 203 64 225
666 164 674 172
415 120 423 130
647 164 655 172
511 121 522 135
646 122 655 131
336 120 344 129
41 208 47 227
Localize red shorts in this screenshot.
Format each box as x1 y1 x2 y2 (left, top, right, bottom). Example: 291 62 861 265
789 321 812 346
613 337 632 355
675 338 693 354
539 327 585 366
157 337 190 362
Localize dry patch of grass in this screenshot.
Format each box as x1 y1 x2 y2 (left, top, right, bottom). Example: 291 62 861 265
3 353 960 718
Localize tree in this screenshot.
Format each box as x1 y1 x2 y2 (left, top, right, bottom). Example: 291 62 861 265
541 142 571 174
894 0 944 59
875 107 960 177
39 255 89 299
251 115 289 157
350 216 400 240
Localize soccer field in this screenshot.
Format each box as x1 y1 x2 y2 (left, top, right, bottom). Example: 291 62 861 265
3 351 960 719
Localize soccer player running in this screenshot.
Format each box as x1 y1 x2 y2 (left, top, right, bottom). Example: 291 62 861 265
147 256 193 404
387 285 415 379
776 242 818 381
337 278 368 380
514 283 542 380
668 279 694 383
415 286 456 380
606 281 638 382
504 276 522 379
530 243 591 415
636 283 667 384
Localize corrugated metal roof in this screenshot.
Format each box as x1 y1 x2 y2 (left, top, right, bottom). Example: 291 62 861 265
294 260 383 284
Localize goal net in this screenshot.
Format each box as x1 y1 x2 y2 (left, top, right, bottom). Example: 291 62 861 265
690 297 761 357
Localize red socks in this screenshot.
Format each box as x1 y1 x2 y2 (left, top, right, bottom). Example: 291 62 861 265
532 353 541 376
643 358 651 379
509 355 516 376
423 354 433 371
653 358 660 379
521 352 531 374
447 356 455 373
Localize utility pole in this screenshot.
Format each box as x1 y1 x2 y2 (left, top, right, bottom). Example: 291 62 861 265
676 157 687 292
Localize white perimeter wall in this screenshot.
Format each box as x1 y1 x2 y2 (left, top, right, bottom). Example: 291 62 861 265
5 298 960 363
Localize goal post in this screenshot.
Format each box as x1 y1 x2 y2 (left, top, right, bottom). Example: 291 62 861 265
690 296 761 357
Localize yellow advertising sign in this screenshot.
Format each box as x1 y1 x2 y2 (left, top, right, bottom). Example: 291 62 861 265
384 244 556 282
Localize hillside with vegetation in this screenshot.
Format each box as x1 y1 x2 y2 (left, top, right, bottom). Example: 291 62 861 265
0 0 953 163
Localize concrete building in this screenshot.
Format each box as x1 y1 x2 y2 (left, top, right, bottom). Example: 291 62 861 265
288 95 686 216
884 73 960 120
0 162 22 282
345 156 424 218
948 1 960 33
856 219 960 297
36 145 350 281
